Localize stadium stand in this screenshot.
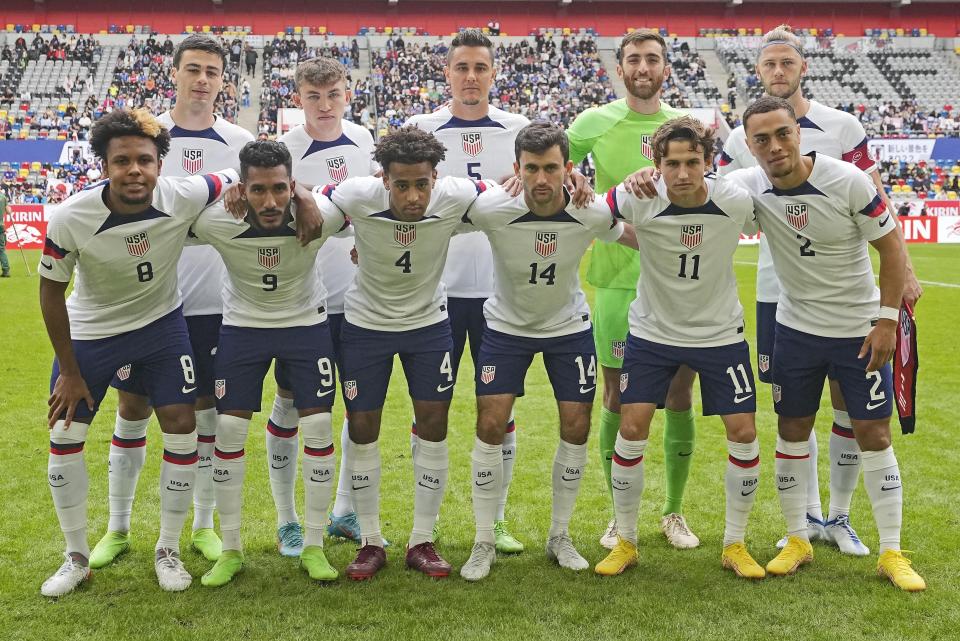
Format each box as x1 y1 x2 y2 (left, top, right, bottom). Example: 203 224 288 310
662 39 723 109
881 158 960 199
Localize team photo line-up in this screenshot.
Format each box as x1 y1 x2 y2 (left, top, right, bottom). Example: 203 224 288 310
38 26 925 599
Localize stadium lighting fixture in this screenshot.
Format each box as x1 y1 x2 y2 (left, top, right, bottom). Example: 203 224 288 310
560 0 573 5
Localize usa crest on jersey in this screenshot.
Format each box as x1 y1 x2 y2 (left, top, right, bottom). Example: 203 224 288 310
680 224 703 250
326 156 348 184
116 364 132 381
461 132 483 157
258 247 280 269
534 232 558 258
480 365 496 384
758 354 770 373
611 340 625 360
641 135 653 160
182 149 204 175
394 223 416 247
125 232 150 257
344 380 358 400
785 203 809 231
215 378 226 399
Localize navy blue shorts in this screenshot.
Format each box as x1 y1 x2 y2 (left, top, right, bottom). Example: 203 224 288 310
772 322 893 421
476 328 596 403
756 302 776 384
111 313 222 399
214 322 337 412
448 297 487 379
620 334 756 415
275 312 345 391
50 307 196 421
339 319 454 412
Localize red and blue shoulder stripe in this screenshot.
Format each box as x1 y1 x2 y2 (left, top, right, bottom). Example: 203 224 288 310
859 193 886 219
43 237 70 259
606 187 622 219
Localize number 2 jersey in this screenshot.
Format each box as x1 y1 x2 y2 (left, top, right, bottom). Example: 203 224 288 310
40 170 238 340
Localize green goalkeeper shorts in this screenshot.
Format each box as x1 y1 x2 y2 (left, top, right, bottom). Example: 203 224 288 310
592 287 635 369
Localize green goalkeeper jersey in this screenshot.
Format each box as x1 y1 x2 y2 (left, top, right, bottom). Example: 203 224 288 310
568 99 684 290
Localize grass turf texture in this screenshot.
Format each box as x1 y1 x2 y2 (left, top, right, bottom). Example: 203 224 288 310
1 245 957 641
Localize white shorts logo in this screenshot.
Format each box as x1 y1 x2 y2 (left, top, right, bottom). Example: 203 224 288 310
480 366 496 385
344 380 358 401
758 354 770 373
116 364 132 381
214 379 226 399
619 373 629 394
772 384 782 403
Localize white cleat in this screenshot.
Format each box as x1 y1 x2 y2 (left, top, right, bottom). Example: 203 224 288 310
776 514 828 549
661 513 700 549
41 554 91 597
599 518 619 550
546 534 589 571
460 542 496 582
824 514 870 556
155 547 192 592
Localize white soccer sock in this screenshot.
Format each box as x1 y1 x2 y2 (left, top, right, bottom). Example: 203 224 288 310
550 439 587 538
828 410 861 521
107 415 148 533
471 438 502 545
212 415 249 552
611 433 647 545
410 421 418 459
192 408 217 531
724 439 761 546
806 429 823 522
776 437 810 540
410 438 448 547
49 421 90 558
496 417 517 522
350 440 382 546
331 417 354 518
157 430 199 553
265 395 299 526
301 413 335 548
862 446 903 552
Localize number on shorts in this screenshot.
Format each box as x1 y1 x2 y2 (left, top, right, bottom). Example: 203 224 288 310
574 354 597 385
439 352 453 381
866 370 885 401
677 254 700 280
725 363 753 395
136 261 153 282
797 234 816 257
180 355 196 384
528 262 557 285
396 251 412 273
262 274 278 291
317 357 334 388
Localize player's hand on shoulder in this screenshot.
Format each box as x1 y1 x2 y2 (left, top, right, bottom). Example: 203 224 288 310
223 184 246 220
859 320 896 372
48 372 94 428
623 167 659 199
350 245 359 265
500 174 522 198
567 170 594 208
293 183 324 245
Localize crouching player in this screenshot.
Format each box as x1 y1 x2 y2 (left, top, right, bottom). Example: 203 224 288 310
189 140 346 586
595 117 765 579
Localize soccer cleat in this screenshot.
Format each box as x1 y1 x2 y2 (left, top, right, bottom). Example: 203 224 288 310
460 542 496 582
300 546 338 582
546 534 589 571
599 518 618 550
766 536 813 576
661 513 700 549
327 512 390 547
595 536 638 576
200 549 244 587
721 543 766 580
824 515 871 556
41 554 91 597
191 528 222 561
276 522 304 557
345 545 387 581
155 547 193 592
494 520 524 554
89 530 130 569
877 550 926 592
775 514 827 549
406 542 451 578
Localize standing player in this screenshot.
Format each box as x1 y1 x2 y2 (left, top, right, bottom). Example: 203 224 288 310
567 30 699 550
404 29 529 553
594 117 764 580
459 123 631 581
39 109 236 596
728 96 924 591
717 25 921 554
91 35 254 569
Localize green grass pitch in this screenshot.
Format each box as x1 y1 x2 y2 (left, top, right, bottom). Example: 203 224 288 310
0 245 957 640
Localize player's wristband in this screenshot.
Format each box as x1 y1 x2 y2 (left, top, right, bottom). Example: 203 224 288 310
878 306 900 322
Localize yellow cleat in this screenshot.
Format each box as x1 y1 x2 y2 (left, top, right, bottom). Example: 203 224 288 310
877 550 926 592
765 536 813 576
594 537 638 576
721 542 766 580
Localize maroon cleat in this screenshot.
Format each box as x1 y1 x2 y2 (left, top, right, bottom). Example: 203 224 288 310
345 545 386 581
405 542 451 578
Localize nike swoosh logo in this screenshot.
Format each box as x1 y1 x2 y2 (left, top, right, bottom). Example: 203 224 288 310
881 484 902 492
418 482 439 490
182 386 197 394
561 475 580 482
167 486 191 491
213 478 230 483
271 462 290 470
310 476 331 483
317 389 334 398
48 482 68 488
734 394 754 404
436 383 454 393
678 451 692 457
866 400 887 410
41 261 53 270
351 485 369 491
777 484 798 492
837 462 858 466
475 480 494 487
879 215 890 227
579 386 596 394
612 485 626 491
224 175 234 184
198 464 212 469
741 488 757 497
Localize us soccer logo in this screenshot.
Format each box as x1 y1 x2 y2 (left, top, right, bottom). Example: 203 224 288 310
619 373 629 393
772 384 782 403
215 379 226 399
641 135 653 160
611 341 625 360
462 132 483 157
394 223 416 247
680 224 703 250
480 366 496 384
258 247 280 269
344 380 358 400
182 148 204 175
758 354 770 373
534 232 558 258
116 364 131 381
785 203 809 231
326 156 348 183
125 232 150 257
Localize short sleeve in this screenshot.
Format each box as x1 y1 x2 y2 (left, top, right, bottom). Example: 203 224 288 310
175 169 241 215
716 129 747 177
314 192 347 242
838 116 877 173
598 219 625 243
849 169 894 242
39 208 77 282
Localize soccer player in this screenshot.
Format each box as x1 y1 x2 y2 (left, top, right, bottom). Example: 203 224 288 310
727 96 924 591
594 117 764 580
188 140 345 586
567 29 699 550
264 56 378 554
39 109 236 596
717 25 922 555
318 126 487 580
91 35 254 569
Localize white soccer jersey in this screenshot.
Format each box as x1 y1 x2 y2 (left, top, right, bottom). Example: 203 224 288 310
157 112 255 316
466 188 623 338
321 175 488 331
280 120 377 314
190 196 346 328
610 175 757 347
40 171 237 340
406 106 529 298
718 100 876 303
726 153 894 338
